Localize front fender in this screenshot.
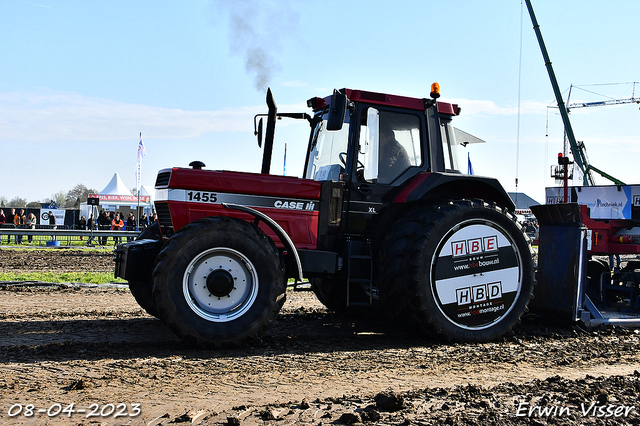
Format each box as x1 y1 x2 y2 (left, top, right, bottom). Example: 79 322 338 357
221 203 303 282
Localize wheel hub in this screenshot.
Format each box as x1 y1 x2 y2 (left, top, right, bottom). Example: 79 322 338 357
183 247 259 322
206 269 235 297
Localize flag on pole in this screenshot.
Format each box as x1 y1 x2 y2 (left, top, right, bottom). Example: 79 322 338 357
468 152 474 175
283 142 287 176
136 132 146 193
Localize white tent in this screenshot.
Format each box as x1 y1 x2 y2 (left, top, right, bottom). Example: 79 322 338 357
80 173 154 222
100 172 130 196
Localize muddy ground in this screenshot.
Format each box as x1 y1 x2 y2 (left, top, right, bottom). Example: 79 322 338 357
1 248 640 425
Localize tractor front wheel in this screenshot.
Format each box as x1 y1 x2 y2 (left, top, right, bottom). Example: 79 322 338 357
152 216 285 347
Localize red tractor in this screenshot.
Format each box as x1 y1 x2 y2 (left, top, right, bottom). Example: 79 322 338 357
115 85 535 346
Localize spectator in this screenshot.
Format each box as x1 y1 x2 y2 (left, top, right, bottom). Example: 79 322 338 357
98 211 110 245
111 213 124 245
0 209 5 244
12 209 18 244
140 213 149 229
152 212 158 223
17 209 26 244
27 213 36 244
79 215 87 241
87 214 96 245
126 213 136 242
49 211 57 241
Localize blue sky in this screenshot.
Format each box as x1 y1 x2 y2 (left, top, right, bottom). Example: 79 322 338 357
1 0 639 204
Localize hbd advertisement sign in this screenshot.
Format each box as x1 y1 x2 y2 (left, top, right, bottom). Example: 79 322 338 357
456 282 503 306
432 223 521 328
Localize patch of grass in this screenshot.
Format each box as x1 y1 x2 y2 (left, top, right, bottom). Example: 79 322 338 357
0 246 115 253
0 271 126 284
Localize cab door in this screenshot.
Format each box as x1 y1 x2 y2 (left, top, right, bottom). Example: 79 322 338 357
344 105 427 233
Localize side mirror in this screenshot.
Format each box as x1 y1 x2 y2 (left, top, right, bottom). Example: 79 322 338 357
326 90 347 131
256 118 263 148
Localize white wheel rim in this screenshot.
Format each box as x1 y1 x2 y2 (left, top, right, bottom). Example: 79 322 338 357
183 247 259 323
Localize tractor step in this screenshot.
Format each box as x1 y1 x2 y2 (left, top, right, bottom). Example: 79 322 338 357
346 238 373 306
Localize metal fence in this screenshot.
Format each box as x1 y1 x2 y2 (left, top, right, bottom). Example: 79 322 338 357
0 224 141 247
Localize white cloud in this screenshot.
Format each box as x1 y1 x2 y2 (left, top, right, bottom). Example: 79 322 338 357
448 98 550 116
0 91 313 142
0 91 265 141
0 90 555 144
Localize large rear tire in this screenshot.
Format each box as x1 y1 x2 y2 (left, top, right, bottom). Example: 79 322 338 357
128 222 162 318
379 199 535 342
152 216 285 347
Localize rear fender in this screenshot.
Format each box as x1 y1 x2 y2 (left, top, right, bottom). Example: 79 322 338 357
393 172 515 211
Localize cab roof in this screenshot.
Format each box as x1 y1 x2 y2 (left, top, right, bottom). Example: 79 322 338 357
307 88 459 116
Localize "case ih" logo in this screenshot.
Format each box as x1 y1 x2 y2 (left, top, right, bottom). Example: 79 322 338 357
451 236 498 258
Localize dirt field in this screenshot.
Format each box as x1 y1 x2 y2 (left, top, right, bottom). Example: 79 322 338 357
2 248 640 425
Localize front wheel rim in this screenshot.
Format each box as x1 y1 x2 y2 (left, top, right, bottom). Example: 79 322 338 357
430 219 524 331
183 247 259 323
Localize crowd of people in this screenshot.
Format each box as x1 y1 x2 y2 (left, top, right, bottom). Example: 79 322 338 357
81 210 157 246
0 208 34 245
0 208 157 246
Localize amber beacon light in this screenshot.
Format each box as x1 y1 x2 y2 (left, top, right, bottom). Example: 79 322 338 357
430 82 441 99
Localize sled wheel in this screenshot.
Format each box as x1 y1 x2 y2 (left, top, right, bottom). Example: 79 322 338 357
380 199 535 342
153 216 285 347
128 222 162 318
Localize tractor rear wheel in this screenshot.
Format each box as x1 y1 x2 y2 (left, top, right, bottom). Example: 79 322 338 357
152 216 285 347
127 222 162 318
379 199 535 342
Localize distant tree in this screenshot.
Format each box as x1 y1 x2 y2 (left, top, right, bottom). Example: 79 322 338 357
0 196 6 207
8 197 27 207
52 191 66 207
26 201 41 208
65 184 97 208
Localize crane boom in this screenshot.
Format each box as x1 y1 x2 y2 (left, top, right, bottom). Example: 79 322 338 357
568 97 640 110
525 0 625 186
524 0 593 186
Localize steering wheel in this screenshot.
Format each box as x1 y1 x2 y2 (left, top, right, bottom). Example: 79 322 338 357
339 152 365 171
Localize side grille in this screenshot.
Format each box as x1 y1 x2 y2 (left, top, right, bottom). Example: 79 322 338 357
155 202 174 237
155 171 171 187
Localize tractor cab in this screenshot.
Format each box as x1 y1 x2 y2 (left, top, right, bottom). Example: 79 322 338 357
296 87 474 235
303 87 465 187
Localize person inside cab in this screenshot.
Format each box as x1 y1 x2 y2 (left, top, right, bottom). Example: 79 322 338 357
378 123 410 184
